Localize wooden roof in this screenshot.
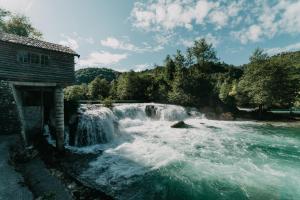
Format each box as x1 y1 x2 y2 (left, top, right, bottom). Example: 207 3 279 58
0 32 79 57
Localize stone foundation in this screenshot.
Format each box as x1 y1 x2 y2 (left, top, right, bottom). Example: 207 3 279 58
0 80 21 134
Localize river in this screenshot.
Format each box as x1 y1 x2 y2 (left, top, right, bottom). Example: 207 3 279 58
61 103 300 200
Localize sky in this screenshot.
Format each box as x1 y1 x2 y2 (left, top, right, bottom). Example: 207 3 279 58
0 0 300 71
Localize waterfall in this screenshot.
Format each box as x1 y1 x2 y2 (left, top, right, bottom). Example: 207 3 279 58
63 103 300 200
73 103 199 147
113 103 190 121
74 105 118 147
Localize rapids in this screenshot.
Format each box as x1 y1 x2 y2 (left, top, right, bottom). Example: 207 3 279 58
69 103 300 200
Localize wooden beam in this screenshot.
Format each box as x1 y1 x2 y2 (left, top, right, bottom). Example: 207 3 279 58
54 87 64 152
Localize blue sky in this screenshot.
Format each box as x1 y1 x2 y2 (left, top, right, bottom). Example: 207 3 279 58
0 0 300 71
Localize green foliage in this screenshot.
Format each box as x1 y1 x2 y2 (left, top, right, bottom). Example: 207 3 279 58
219 80 237 107
249 48 269 63
109 80 119 99
164 55 176 82
190 38 218 65
168 69 191 105
88 77 110 100
103 97 114 109
65 38 300 114
64 84 88 102
237 50 300 109
294 96 300 108
174 50 185 70
75 68 120 84
0 8 42 38
116 71 150 100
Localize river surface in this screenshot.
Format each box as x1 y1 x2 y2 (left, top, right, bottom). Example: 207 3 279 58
65 103 300 200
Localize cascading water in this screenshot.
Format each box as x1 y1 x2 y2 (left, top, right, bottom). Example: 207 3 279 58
66 103 300 200
74 103 193 147
74 105 118 147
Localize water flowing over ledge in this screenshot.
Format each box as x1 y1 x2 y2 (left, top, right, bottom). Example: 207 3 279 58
47 103 300 200
73 103 202 147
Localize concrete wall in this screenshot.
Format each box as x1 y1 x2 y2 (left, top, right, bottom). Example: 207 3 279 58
0 80 21 134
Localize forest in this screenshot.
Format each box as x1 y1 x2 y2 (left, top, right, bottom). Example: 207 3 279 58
65 39 300 116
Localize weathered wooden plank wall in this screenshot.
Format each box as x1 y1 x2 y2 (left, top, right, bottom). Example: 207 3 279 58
0 41 75 85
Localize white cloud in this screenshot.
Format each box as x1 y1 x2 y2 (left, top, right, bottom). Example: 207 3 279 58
84 37 95 44
59 37 79 50
132 63 152 72
208 10 228 29
180 33 220 47
232 25 263 44
278 1 300 34
180 39 194 47
100 36 164 52
231 0 300 44
78 51 128 66
194 0 215 24
100 37 138 51
59 32 95 50
131 0 300 45
131 0 244 32
131 0 217 31
266 42 300 55
0 0 35 13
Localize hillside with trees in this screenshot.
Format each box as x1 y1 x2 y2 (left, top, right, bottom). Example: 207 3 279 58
75 68 120 84
65 39 300 119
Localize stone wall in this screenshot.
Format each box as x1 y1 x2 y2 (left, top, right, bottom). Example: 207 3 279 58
0 80 21 134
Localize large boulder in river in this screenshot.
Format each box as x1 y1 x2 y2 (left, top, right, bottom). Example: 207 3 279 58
171 121 192 128
219 112 234 121
145 105 157 118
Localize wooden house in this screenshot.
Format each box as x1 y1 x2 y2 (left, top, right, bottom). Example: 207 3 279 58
0 32 79 151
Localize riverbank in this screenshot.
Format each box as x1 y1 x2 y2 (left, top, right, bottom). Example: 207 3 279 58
0 135 33 200
199 106 300 122
32 135 113 200
8 134 112 200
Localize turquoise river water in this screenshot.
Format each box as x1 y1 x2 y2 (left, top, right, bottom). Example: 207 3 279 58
63 103 300 200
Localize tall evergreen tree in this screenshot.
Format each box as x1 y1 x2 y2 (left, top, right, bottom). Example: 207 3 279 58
191 38 218 65
164 55 176 82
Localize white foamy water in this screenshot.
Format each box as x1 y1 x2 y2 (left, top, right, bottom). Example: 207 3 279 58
69 103 300 200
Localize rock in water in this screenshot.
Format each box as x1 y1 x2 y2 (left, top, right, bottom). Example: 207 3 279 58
171 121 191 128
219 112 234 121
145 105 157 118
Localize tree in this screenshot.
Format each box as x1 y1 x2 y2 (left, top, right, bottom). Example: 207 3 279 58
88 77 110 100
249 48 269 63
185 47 195 67
191 38 218 65
219 80 237 107
168 72 190 105
64 84 88 101
237 58 300 112
164 55 176 82
0 8 10 31
173 50 185 71
0 9 42 38
109 80 118 99
116 71 149 100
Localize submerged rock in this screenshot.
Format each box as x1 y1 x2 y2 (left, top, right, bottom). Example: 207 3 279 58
145 105 157 118
219 112 234 121
171 121 192 128
206 125 221 130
